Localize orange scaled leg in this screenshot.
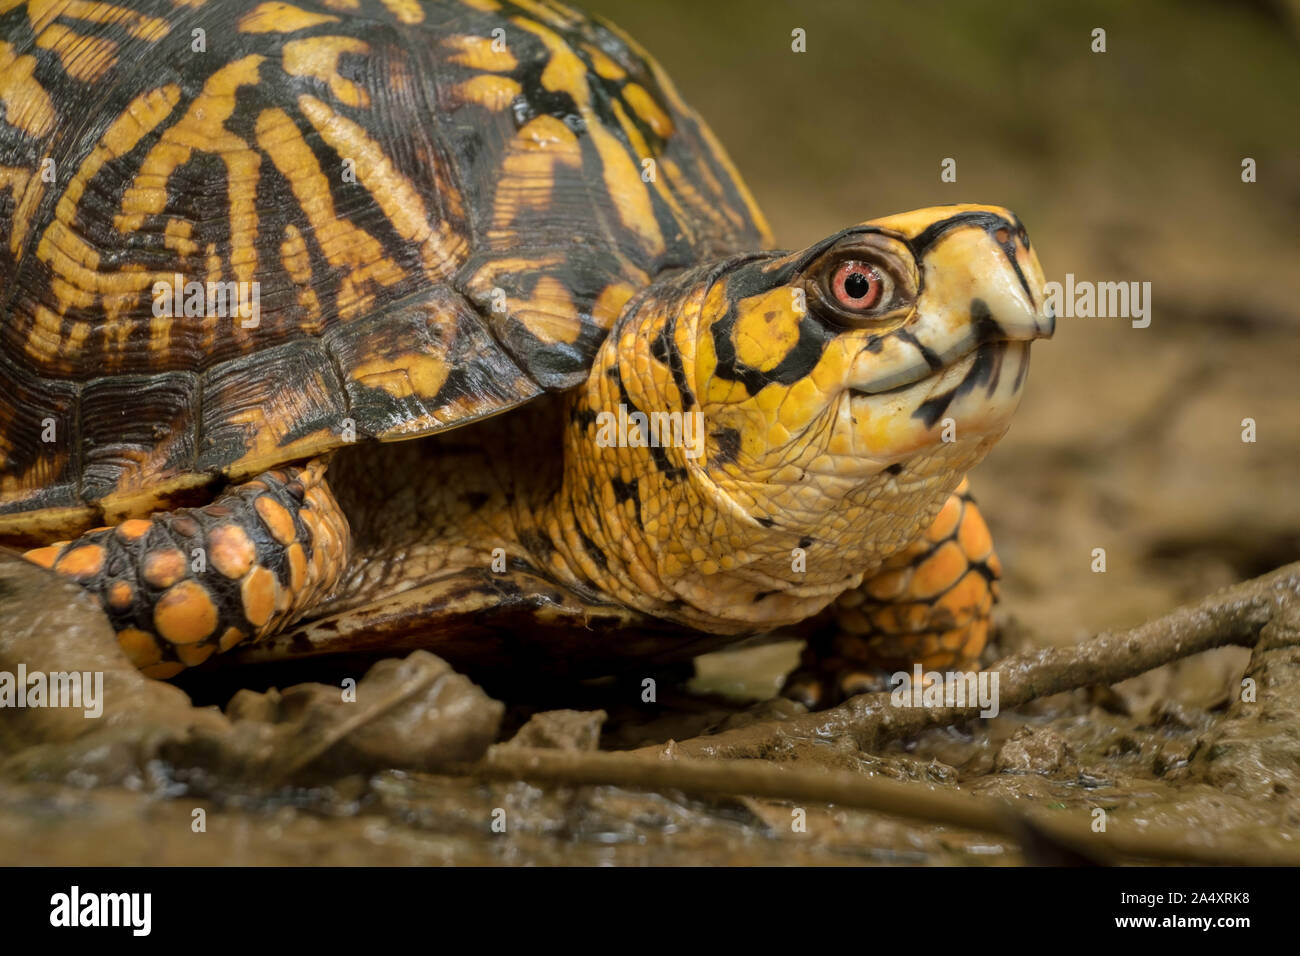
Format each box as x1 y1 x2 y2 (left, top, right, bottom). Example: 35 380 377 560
22 460 349 679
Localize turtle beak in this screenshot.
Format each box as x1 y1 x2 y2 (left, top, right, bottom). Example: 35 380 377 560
947 217 1053 347
995 232 1054 342
844 210 1052 397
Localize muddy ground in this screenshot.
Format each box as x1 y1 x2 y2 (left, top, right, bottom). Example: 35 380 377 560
1 0 1298 864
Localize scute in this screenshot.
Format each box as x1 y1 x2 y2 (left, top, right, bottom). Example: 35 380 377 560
0 0 771 541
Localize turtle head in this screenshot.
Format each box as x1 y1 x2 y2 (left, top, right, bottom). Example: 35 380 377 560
551 204 1051 632
687 203 1053 490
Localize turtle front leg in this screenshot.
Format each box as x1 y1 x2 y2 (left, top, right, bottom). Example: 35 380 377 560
783 479 1001 708
21 460 349 679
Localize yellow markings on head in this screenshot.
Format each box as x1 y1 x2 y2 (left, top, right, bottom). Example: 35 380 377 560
443 33 517 72
0 42 55 136
732 287 801 373
460 0 501 12
621 83 673 139
450 74 522 111
282 36 371 108
697 281 746 406
298 94 465 281
775 375 829 434
378 0 423 23
516 275 580 345
868 204 1006 240
237 1 339 33
255 106 404 317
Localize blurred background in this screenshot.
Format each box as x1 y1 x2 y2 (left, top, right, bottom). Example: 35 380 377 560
586 0 1300 697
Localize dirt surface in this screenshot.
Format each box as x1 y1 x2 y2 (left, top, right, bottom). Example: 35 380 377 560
1 0 1298 865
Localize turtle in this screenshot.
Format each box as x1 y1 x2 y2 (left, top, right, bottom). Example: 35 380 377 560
0 0 1053 705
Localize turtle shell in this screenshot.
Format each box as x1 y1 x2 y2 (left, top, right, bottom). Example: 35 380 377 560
0 0 771 541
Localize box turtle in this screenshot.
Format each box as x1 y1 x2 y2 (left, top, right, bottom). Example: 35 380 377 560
0 0 1052 704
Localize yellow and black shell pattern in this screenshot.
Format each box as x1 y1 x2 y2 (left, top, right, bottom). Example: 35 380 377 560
0 0 772 541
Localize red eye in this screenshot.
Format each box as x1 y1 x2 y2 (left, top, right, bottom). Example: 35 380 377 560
830 260 883 311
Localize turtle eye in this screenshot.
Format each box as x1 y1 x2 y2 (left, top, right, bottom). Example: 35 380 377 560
803 234 917 328
830 260 884 311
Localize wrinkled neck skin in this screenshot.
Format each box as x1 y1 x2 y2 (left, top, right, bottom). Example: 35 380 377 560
533 268 1006 636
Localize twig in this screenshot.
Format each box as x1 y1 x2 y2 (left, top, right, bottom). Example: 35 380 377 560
458 746 1300 866
643 561 1300 760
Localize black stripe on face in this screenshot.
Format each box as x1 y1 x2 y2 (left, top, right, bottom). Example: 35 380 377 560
650 325 696 409
709 306 833 395
911 342 1004 428
909 211 1037 309
896 328 944 371
706 261 833 396
611 364 687 480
